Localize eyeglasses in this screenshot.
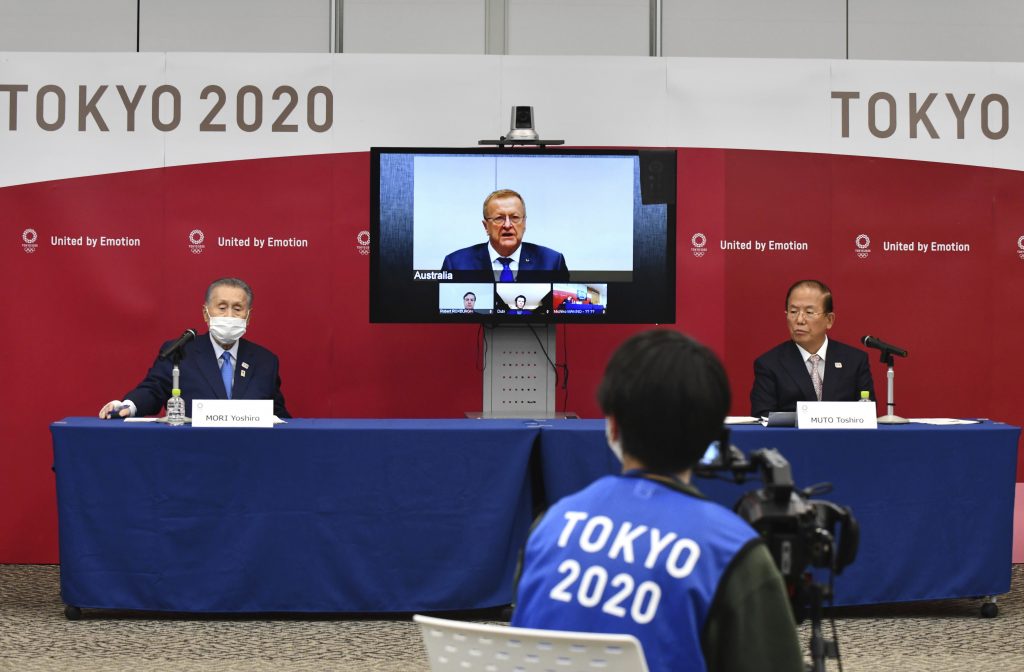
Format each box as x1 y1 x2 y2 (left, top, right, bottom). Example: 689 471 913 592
485 214 524 225
787 308 825 320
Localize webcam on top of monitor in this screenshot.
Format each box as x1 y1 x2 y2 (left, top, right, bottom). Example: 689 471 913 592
479 106 564 147
508 106 538 141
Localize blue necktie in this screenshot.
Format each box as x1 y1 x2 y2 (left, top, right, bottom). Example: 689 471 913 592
498 257 514 282
221 352 233 399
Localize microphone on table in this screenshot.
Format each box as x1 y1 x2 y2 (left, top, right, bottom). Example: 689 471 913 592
860 335 908 358
159 329 197 360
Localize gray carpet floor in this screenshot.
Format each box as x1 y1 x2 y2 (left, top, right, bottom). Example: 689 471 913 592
2 564 1022 671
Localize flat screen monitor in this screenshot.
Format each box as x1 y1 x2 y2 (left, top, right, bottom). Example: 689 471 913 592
369 147 676 324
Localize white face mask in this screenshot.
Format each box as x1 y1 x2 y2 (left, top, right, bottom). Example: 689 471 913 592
208 316 247 344
605 419 624 464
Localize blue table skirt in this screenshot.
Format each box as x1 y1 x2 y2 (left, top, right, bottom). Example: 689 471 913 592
537 420 1021 606
52 418 1020 612
52 418 541 613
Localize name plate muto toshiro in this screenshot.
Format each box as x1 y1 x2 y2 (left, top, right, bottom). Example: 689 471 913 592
192 399 274 428
796 401 878 430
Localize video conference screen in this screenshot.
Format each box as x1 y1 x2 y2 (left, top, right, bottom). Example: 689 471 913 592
369 147 676 324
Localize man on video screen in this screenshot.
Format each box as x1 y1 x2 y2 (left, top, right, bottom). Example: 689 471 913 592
507 294 531 315
441 189 569 282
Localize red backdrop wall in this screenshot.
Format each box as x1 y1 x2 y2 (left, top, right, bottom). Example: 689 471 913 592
2 148 1021 562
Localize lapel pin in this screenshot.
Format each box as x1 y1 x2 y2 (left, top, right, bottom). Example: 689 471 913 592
834 362 843 368
240 370 246 378
241 362 250 369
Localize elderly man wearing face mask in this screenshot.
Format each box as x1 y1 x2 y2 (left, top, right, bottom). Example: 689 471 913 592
98 277 290 420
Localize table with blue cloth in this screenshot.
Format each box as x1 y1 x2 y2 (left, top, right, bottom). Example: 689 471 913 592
51 418 541 614
52 417 1019 613
536 419 1021 607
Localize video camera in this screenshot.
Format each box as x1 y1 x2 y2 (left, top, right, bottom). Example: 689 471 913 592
695 433 859 623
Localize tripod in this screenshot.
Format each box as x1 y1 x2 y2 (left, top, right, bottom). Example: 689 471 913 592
802 577 839 672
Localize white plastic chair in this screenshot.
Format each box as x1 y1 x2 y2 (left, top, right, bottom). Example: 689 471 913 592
414 614 650 672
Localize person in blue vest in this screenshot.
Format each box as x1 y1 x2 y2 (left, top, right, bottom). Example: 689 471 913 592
512 329 803 672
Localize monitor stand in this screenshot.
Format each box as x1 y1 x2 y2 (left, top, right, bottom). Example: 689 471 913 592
466 324 574 419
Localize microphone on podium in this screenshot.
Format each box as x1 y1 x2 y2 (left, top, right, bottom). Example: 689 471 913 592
159 329 197 360
861 335 908 358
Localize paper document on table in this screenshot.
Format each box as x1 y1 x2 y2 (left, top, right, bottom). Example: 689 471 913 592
725 416 761 425
908 418 981 425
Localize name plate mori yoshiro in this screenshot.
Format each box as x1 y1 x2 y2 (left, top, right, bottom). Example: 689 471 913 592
796 401 878 429
192 399 274 427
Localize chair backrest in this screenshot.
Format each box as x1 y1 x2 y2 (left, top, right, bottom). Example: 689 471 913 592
414 614 650 672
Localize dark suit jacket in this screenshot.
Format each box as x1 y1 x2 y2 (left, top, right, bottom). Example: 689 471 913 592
750 339 874 418
441 242 569 282
125 333 290 418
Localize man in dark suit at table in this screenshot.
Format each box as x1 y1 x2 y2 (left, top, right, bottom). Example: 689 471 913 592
750 279 873 418
441 188 569 282
98 277 290 419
